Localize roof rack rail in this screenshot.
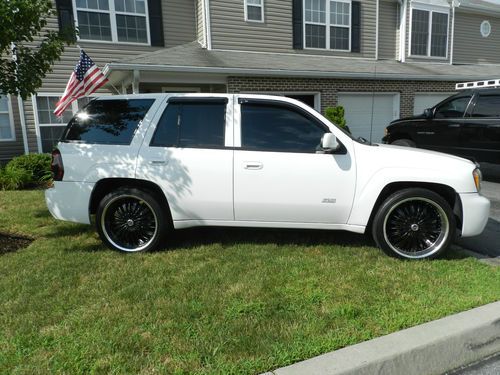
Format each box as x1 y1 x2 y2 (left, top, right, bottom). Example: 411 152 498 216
456 79 500 90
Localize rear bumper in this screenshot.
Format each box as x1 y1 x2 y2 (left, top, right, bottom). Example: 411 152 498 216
459 192 490 237
45 181 95 224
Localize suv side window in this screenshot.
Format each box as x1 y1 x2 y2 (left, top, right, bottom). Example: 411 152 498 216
63 99 154 144
434 96 471 119
241 102 326 153
151 100 226 148
471 94 500 118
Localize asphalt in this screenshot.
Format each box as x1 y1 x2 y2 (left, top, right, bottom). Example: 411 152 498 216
263 163 500 375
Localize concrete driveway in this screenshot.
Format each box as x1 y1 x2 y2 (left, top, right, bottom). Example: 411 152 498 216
457 163 500 258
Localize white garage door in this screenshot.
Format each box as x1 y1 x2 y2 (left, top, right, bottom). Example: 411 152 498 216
337 93 400 143
413 93 453 115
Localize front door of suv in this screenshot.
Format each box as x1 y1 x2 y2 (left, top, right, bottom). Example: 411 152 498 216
137 97 234 222
233 99 356 225
461 91 500 163
413 94 472 156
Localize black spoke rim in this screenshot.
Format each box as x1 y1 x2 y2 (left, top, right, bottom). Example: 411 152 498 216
383 198 449 258
102 196 158 252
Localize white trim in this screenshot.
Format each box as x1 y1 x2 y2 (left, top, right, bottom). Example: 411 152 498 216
0 95 16 142
72 0 151 46
205 0 212 50
240 91 321 112
450 2 455 65
408 4 450 59
401 0 407 62
244 0 264 23
17 97 29 154
303 0 352 52
375 0 379 60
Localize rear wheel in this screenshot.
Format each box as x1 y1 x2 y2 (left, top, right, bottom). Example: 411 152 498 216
96 187 168 252
372 188 456 260
391 139 416 147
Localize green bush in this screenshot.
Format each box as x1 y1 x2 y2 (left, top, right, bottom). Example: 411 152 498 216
0 154 51 190
324 106 350 133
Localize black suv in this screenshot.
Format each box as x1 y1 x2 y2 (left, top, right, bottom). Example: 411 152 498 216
383 88 500 164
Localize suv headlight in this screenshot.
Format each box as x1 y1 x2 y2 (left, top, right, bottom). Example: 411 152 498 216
473 168 482 192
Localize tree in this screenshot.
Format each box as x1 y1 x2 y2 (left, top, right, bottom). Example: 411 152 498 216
0 0 76 99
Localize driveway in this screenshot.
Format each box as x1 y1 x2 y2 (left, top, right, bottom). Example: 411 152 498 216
457 163 500 258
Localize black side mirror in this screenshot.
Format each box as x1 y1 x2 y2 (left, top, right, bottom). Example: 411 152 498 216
424 108 433 119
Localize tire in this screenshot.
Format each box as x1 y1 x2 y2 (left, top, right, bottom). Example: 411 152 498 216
392 139 416 147
96 187 169 252
372 188 456 260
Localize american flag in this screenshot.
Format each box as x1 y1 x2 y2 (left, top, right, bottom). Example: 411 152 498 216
54 49 108 117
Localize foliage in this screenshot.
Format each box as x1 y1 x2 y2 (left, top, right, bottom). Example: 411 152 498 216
0 0 76 99
0 191 499 374
0 154 51 190
325 106 350 133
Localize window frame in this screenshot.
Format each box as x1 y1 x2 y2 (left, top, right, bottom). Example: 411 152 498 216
72 0 151 45
409 4 449 59
244 0 264 23
0 94 16 142
303 0 352 52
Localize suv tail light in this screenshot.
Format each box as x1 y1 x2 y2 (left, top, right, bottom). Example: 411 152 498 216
51 149 64 181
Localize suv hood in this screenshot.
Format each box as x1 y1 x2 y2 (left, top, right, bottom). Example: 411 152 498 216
390 113 426 125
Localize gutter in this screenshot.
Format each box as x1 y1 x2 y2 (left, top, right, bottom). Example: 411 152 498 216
375 0 379 60
450 1 456 65
103 62 497 82
204 0 212 50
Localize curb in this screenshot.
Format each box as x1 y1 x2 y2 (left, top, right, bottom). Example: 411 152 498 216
264 301 500 375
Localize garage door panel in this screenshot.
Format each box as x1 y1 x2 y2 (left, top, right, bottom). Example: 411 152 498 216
338 94 399 143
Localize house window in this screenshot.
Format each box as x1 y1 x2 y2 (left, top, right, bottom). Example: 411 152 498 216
74 0 149 44
0 95 14 141
410 7 448 58
245 0 264 22
304 0 351 51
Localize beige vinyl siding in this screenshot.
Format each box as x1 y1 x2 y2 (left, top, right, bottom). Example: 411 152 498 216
196 0 206 45
453 11 500 64
405 3 452 63
378 0 398 60
210 0 376 58
164 0 197 47
0 96 25 162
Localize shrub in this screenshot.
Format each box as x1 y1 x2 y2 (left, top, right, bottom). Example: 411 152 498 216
324 106 350 133
0 154 51 190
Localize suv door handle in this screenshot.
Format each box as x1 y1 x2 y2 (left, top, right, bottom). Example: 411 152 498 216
149 160 167 165
244 162 263 170
448 124 461 128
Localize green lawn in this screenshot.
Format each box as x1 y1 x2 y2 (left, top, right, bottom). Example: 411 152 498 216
1 190 499 374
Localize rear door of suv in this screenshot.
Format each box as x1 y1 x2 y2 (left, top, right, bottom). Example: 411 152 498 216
461 90 500 163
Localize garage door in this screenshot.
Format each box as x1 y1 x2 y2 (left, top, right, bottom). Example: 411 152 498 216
337 93 400 143
413 93 453 115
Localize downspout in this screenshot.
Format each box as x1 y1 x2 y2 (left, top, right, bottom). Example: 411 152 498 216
450 1 456 65
375 0 379 60
204 0 212 50
17 97 29 154
401 0 407 63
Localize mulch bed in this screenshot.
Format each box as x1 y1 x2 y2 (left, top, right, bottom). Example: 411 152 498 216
0 232 33 255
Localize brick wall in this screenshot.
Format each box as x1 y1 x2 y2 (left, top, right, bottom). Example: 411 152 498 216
227 77 456 118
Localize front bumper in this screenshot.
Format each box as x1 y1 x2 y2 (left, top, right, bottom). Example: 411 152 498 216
459 192 490 237
45 181 95 224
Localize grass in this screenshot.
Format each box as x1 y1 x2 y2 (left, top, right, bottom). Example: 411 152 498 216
1 190 499 374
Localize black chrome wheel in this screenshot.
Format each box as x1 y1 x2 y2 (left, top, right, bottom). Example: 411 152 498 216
96 188 168 252
372 189 456 260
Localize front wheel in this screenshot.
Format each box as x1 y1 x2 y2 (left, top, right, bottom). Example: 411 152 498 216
372 188 456 260
96 188 168 252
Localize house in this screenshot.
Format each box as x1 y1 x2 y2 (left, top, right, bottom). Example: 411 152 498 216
2 0 500 162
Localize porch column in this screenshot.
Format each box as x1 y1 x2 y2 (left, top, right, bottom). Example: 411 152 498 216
132 70 140 94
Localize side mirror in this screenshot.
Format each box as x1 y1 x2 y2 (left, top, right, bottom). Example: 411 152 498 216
424 108 433 118
321 133 340 152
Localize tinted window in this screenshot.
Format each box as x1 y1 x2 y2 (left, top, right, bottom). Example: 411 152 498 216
63 99 154 144
472 94 500 118
435 96 471 119
241 103 326 152
151 101 226 148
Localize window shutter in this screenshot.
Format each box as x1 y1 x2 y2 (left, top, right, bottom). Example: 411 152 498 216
148 0 165 47
351 1 361 53
292 0 303 49
55 0 74 31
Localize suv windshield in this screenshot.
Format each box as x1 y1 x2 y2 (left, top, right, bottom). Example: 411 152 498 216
62 99 154 145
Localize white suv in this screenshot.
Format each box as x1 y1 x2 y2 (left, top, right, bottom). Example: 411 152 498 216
45 94 490 259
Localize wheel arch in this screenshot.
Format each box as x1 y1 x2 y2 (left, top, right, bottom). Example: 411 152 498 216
89 178 171 219
366 182 463 233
